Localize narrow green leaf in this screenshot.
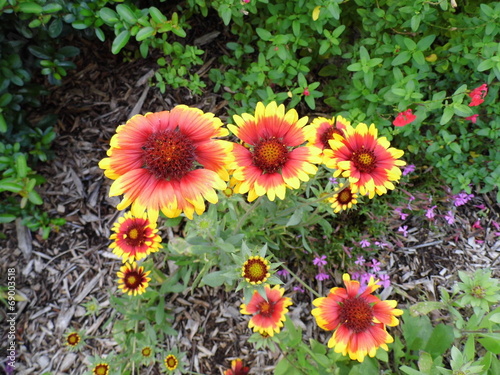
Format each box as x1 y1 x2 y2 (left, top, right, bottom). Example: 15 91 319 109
256 27 272 41
0 113 7 133
28 190 43 205
440 106 455 125
99 7 119 24
15 154 28 178
42 3 63 13
149 7 167 23
477 59 494 72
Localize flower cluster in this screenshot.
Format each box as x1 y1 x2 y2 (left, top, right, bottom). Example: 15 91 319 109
393 109 416 127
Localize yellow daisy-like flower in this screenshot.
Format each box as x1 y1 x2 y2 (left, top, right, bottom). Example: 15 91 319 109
99 106 233 222
117 262 151 296
65 332 80 348
164 354 178 371
92 363 110 375
328 183 358 213
141 346 153 358
109 211 162 263
323 122 405 198
228 101 322 202
312 274 403 362
242 256 270 285
303 115 350 158
240 285 293 337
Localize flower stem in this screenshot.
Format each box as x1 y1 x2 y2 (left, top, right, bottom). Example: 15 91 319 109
271 254 321 298
232 196 264 235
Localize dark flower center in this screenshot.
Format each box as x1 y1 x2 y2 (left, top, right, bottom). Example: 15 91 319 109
243 258 268 283
339 297 374 333
142 347 152 357
471 285 486 299
252 137 289 174
166 355 178 369
124 222 148 247
142 128 196 181
337 188 353 205
124 270 145 289
319 126 342 149
67 333 80 346
93 364 110 375
351 147 376 173
257 301 275 317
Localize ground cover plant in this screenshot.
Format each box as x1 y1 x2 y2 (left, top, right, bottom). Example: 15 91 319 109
1 0 500 374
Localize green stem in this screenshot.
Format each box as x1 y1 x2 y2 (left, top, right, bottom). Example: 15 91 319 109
271 254 321 298
232 196 264 235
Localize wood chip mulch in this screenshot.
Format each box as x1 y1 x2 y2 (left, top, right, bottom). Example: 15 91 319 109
1 37 499 375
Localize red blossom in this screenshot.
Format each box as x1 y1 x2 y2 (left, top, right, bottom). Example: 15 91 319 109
303 87 310 96
468 83 488 107
392 109 416 127
465 114 479 124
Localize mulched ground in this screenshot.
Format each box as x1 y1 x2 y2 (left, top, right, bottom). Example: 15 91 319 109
1 35 500 375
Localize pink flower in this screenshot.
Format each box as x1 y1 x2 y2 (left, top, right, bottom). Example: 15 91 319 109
465 114 479 123
277 269 290 278
425 205 437 219
398 225 408 237
468 84 488 107
403 164 416 176
472 220 483 230
393 109 416 127
359 239 371 248
313 255 327 266
394 207 408 220
294 285 305 293
370 259 381 273
315 272 330 281
355 255 365 266
453 192 474 206
444 211 455 225
378 274 391 288
303 87 310 96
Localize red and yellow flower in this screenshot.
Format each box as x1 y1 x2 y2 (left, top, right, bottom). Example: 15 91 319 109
109 211 162 263
117 262 151 296
304 115 349 157
242 256 270 285
164 354 178 371
324 123 405 198
65 332 80 348
328 183 358 213
99 106 233 222
92 363 110 375
228 102 321 202
312 273 403 362
224 358 250 375
240 285 292 336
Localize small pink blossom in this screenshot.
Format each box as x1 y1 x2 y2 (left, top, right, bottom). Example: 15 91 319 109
359 239 371 248
393 109 417 127
468 83 488 107
370 259 381 273
472 220 483 230
277 269 289 277
355 255 365 266
378 274 391 288
426 205 437 219
293 285 305 293
444 211 455 225
465 114 479 123
394 207 409 220
313 255 327 266
398 225 409 237
453 192 474 206
315 272 330 281
403 164 416 176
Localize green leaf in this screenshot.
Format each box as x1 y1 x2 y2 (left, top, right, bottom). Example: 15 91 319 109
42 3 63 13
0 113 7 133
136 26 155 41
116 4 137 24
409 301 445 316
392 51 412 66
413 50 425 65
256 28 272 41
15 154 28 178
99 7 119 24
477 59 494 72
18 2 43 14
478 333 500 354
403 38 417 51
440 106 455 125
347 62 362 71
112 30 131 54
286 207 303 226
453 103 473 117
201 271 225 287
0 180 23 193
417 34 436 50
48 18 63 38
149 7 167 23
425 324 455 357
219 5 231 25
410 15 421 32
0 214 16 223
95 27 105 42
28 190 43 205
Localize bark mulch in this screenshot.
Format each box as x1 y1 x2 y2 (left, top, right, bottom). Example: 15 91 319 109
1 37 499 375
